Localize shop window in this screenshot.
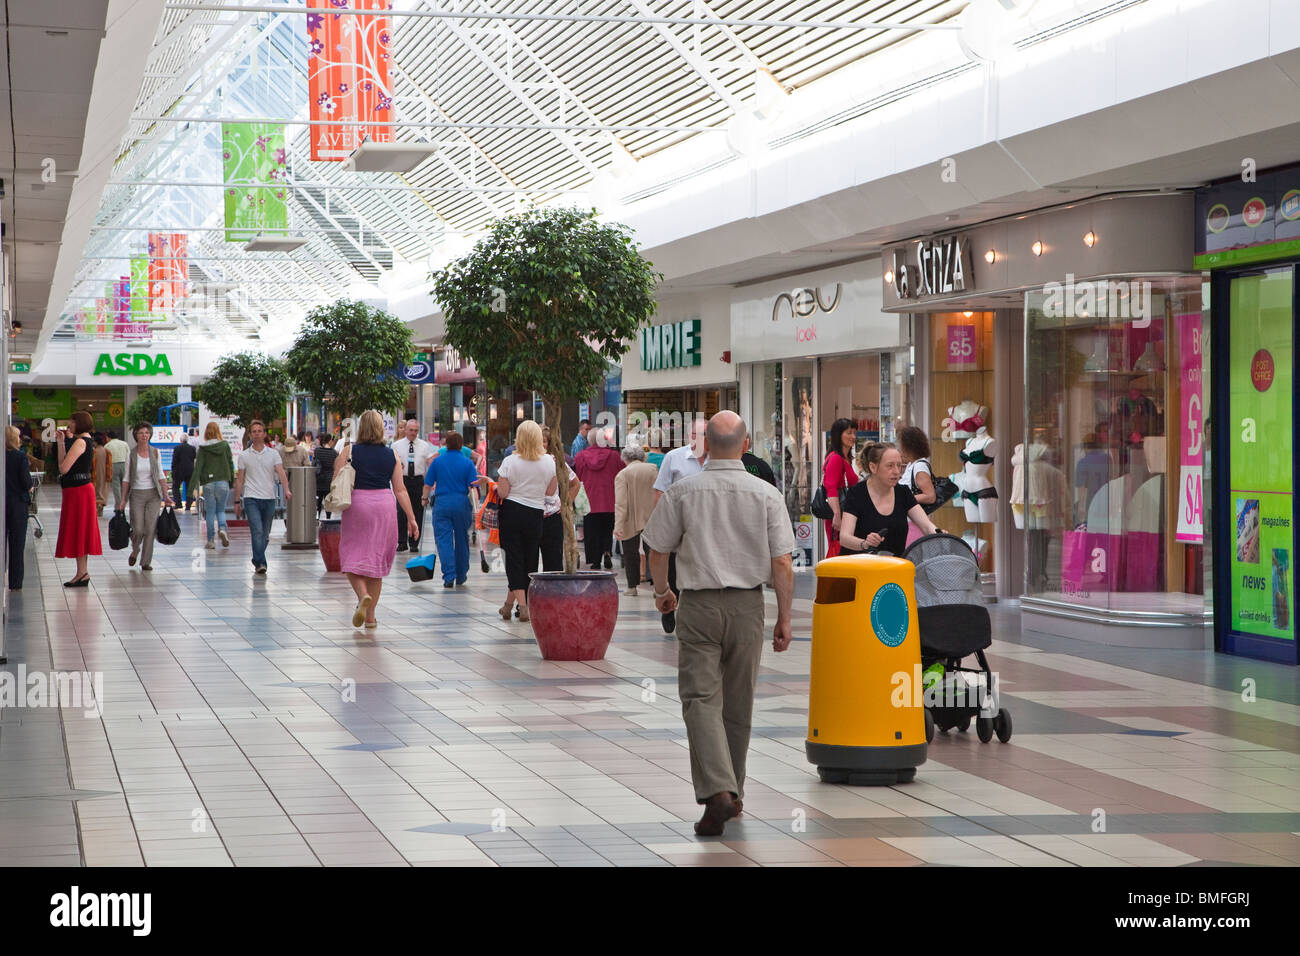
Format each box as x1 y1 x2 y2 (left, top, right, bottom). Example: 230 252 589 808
1024 277 1204 614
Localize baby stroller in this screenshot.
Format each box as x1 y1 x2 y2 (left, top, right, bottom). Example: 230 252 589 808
903 533 1011 744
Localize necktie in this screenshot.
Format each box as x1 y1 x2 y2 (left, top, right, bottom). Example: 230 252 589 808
407 442 415 478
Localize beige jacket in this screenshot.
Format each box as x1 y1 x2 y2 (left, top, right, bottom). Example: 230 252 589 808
614 461 659 538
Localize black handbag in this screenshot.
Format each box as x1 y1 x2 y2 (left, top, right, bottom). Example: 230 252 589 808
109 509 132 550
811 454 848 520
155 506 181 546
913 459 959 515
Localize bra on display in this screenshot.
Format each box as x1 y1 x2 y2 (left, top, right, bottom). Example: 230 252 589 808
960 448 994 465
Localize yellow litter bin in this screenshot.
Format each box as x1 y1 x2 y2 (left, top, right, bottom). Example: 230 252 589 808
806 554 929 785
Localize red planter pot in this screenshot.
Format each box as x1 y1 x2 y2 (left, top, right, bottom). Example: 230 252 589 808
319 519 342 573
527 570 619 661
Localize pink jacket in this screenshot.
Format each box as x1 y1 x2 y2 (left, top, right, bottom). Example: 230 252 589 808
574 445 625 513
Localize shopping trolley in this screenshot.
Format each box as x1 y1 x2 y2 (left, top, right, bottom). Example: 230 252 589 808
27 473 44 538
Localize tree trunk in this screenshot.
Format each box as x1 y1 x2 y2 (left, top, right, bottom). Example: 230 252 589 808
542 394 580 574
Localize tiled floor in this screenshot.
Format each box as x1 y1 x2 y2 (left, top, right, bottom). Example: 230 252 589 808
2 492 1299 867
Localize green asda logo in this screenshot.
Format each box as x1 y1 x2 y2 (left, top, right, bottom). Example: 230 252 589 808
93 353 174 376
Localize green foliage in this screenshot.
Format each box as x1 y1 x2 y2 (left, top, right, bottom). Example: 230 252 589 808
126 386 180 428
431 206 660 407
285 299 414 421
200 351 295 429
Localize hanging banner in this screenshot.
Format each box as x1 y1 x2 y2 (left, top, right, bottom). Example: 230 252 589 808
148 232 188 311
126 256 153 340
1175 313 1204 543
223 122 289 241
307 0 393 161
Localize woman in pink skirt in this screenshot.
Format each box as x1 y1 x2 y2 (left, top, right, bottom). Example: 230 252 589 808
55 410 103 587
334 410 420 628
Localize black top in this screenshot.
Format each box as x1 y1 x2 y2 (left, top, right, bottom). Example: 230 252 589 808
60 436 95 489
314 446 338 483
741 452 777 487
171 441 197 474
840 481 918 557
6 448 32 502
351 443 396 490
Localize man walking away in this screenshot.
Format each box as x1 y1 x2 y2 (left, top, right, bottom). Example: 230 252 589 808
649 416 708 633
392 419 434 552
643 411 795 837
233 420 292 575
105 430 128 512
171 433 197 512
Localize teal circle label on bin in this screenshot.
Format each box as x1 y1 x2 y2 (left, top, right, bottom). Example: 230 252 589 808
870 583 909 647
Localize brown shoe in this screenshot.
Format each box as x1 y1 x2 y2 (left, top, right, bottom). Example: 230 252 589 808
734 798 743 816
694 792 738 836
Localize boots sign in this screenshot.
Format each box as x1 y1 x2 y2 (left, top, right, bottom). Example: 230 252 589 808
890 235 972 300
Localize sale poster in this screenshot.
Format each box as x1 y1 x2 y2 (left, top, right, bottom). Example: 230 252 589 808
947 324 976 370
1175 313 1204 543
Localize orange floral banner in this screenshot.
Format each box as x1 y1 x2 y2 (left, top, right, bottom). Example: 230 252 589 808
307 0 393 161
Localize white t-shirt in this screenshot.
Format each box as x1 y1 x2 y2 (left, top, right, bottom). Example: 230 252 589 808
543 461 575 517
497 454 557 510
237 445 283 500
902 458 932 495
392 437 435 479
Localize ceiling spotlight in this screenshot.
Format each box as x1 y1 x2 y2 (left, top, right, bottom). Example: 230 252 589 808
984 249 996 264
963 311 974 318
1083 231 1097 248
1031 240 1043 257
883 269 894 285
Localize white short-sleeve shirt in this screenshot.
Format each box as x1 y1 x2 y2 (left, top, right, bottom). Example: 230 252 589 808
237 445 283 500
497 454 556 510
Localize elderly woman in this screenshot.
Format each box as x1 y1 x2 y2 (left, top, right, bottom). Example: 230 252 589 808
613 443 659 596
335 410 420 628
539 426 580 573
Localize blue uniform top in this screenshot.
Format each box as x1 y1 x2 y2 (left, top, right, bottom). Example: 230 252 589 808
425 450 479 501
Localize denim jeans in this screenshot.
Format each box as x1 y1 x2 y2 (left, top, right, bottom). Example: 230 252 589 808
243 497 275 568
204 481 230 540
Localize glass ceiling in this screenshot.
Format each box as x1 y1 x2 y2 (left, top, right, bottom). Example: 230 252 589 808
64 0 976 345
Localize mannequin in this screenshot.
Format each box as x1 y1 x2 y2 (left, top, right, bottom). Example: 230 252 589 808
1025 430 1068 592
940 400 987 443
955 426 998 523
1010 442 1025 530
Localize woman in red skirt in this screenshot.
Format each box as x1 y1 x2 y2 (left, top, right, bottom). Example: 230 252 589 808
55 410 103 587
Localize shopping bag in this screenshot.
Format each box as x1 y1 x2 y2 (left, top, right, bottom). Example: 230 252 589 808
155 506 181 546
480 483 500 530
322 462 354 513
109 509 132 551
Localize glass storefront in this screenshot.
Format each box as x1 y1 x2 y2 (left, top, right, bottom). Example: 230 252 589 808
1023 276 1205 620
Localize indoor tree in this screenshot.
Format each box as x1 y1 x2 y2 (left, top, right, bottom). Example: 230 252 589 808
432 206 660 573
126 386 191 428
284 299 414 435
199 351 295 434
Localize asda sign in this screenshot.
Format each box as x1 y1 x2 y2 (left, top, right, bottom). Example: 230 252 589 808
93 353 175 377
639 318 701 371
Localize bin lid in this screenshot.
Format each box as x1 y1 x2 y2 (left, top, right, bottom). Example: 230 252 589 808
813 553 912 579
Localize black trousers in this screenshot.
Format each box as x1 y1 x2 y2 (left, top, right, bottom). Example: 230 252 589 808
583 511 614 568
6 495 27 589
541 511 564 572
174 471 195 508
499 499 543 592
622 532 643 588
398 475 425 548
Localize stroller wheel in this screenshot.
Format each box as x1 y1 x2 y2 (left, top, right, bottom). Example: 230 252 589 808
957 716 971 733
994 708 1013 743
975 715 994 743
924 709 934 744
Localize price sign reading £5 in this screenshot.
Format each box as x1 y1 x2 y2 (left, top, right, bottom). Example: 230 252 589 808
1176 314 1203 544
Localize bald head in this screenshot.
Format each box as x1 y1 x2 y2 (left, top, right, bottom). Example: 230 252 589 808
705 411 747 460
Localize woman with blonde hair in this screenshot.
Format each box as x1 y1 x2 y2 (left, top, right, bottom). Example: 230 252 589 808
194 420 236 549
5 425 33 590
495 420 557 622
334 410 419 629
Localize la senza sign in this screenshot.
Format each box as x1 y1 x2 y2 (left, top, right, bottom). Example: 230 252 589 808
890 234 972 299
93 353 175 376
639 318 701 371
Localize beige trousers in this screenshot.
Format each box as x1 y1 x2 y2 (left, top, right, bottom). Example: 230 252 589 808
129 490 162 567
676 587 766 803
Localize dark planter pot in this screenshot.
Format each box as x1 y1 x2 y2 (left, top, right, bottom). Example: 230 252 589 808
527 570 619 661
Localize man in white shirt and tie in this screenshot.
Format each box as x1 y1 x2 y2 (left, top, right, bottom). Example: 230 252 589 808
392 418 435 552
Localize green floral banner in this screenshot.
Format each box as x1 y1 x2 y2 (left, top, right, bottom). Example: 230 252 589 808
223 122 289 241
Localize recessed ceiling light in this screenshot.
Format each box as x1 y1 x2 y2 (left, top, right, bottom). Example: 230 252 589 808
1083 231 1097 248
984 249 996 264
1031 241 1044 257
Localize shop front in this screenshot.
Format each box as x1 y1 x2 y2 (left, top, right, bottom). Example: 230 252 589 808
882 191 1207 648
732 259 912 567
1198 166 1300 664
620 290 736 448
